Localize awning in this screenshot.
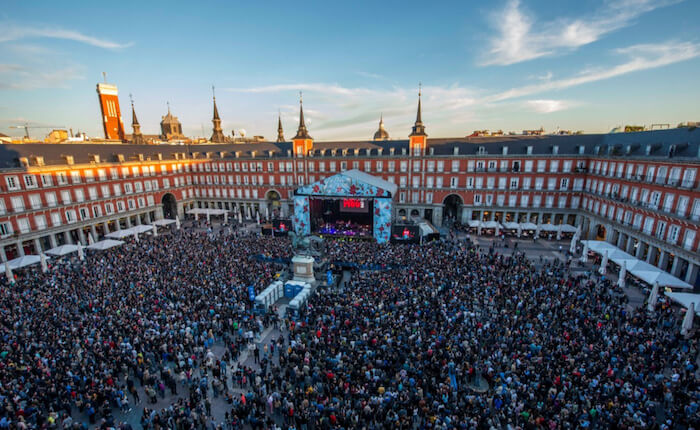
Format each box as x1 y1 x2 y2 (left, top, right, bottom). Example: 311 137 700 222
502 222 520 229
539 224 559 231
130 224 154 234
152 219 176 226
0 255 48 271
45 244 80 256
467 220 483 228
581 240 692 289
187 208 227 216
559 224 578 233
665 292 700 315
87 239 125 250
520 222 538 230
483 221 502 229
105 229 136 239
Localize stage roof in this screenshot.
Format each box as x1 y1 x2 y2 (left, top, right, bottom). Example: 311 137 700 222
296 169 398 198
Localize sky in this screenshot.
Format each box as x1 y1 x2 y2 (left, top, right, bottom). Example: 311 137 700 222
1 0 699 141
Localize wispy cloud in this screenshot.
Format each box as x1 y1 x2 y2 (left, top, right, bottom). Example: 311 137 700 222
488 41 700 101
482 0 681 66
227 40 698 139
0 25 132 49
0 63 85 90
525 99 577 113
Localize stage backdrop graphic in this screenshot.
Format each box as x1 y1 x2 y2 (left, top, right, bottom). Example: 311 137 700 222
293 195 311 235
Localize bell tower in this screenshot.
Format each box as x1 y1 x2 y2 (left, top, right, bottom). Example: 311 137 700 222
292 92 313 157
409 84 427 156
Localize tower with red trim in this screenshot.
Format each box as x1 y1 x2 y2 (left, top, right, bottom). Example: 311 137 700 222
293 93 313 157
409 84 427 156
96 79 125 141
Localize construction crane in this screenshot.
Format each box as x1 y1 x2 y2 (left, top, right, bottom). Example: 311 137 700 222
9 123 66 140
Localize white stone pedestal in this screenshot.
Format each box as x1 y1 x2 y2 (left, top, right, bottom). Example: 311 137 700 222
292 255 315 283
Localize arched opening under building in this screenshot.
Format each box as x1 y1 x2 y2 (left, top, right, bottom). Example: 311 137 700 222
266 190 281 218
398 209 407 218
410 209 420 218
161 193 177 219
443 194 463 223
595 224 606 241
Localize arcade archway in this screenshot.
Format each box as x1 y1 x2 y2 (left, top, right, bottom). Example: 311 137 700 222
266 190 281 218
443 194 463 223
161 193 177 219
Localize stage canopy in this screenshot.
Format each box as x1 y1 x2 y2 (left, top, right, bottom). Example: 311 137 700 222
293 169 396 243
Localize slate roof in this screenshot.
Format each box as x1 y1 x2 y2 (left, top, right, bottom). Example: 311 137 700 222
0 127 698 169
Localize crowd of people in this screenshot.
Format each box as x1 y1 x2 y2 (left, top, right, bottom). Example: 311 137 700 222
0 220 698 429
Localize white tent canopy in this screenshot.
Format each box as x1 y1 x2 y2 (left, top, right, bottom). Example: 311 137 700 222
539 224 559 231
187 208 227 216
153 219 176 226
519 222 538 230
559 224 578 233
467 220 483 228
0 254 49 271
45 244 80 256
483 221 502 229
502 222 520 230
581 240 692 289
664 292 700 315
130 224 154 234
105 229 136 239
87 239 125 250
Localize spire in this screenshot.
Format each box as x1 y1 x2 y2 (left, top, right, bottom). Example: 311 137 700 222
276 110 285 142
210 85 225 143
410 83 427 136
294 91 311 139
373 113 389 141
130 94 143 145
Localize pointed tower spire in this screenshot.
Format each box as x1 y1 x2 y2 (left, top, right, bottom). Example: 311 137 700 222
294 91 311 139
130 94 144 145
276 110 285 142
373 113 390 141
410 83 426 136
210 85 225 142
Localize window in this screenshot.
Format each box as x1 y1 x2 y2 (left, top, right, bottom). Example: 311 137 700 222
437 161 444 172
400 176 407 187
427 161 435 172
450 177 459 188
436 177 444 188
522 177 531 190
683 230 696 251
524 161 533 172
520 195 529 207
547 178 556 190
50 212 61 227
74 189 85 202
70 171 81 183
116 201 125 212
17 218 30 233
0 222 13 237
105 203 114 215
40 174 53 187
60 190 71 204
23 175 37 188
535 178 544 190
474 194 482 205
0 199 4 215
536 160 546 172
510 178 518 189
92 205 102 218
412 176 420 188
29 194 42 209
413 161 420 172
451 160 460 172
5 176 19 190
400 161 408 172
549 160 559 173
65 210 77 223
124 183 133 194
84 170 95 182
11 196 25 212
560 178 569 190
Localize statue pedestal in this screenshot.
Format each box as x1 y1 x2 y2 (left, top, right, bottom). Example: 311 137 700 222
292 255 315 283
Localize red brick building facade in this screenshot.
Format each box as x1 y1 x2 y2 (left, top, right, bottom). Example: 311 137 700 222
1 101 699 286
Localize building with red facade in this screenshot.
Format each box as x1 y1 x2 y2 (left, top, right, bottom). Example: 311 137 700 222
96 82 125 141
1 96 699 286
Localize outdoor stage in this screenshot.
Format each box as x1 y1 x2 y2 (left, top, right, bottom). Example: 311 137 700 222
292 170 397 243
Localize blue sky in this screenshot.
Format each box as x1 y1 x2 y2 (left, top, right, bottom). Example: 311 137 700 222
1 0 699 140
